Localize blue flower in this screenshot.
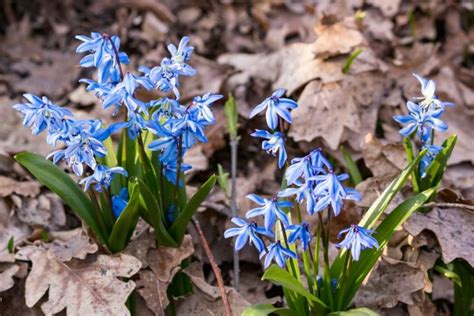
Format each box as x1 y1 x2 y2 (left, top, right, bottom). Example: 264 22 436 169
420 144 442 177
13 94 72 136
112 188 129 219
79 165 128 192
311 172 361 216
161 160 191 184
224 217 273 252
124 110 148 140
261 240 297 268
102 72 152 114
190 93 223 124
413 74 454 110
167 36 196 76
149 97 182 118
285 149 332 185
147 121 180 162
251 130 287 168
249 89 298 130
287 222 312 250
76 33 129 84
167 112 208 148
139 62 180 98
336 224 379 261
393 101 448 143
245 194 292 230
279 181 317 215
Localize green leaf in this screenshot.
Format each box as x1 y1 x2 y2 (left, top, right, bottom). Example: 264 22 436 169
108 178 141 253
341 146 363 184
331 149 426 277
342 48 364 74
403 137 419 193
14 152 107 245
216 163 229 195
169 175 216 244
99 137 121 195
7 236 14 253
224 94 238 140
262 265 328 310
136 179 179 247
328 308 379 316
420 134 457 191
242 304 294 316
337 188 436 310
435 265 461 287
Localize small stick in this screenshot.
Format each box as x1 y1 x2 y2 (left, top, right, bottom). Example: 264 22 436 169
192 217 233 316
230 138 240 291
424 202 474 212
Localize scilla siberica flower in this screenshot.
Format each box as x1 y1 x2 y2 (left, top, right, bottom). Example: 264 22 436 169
261 241 297 268
80 165 127 192
285 148 332 186
287 222 312 250
393 101 447 143
249 89 298 130
224 217 273 252
413 74 454 110
251 130 287 168
112 188 129 219
336 224 379 261
246 194 291 230
13 94 72 136
311 172 361 216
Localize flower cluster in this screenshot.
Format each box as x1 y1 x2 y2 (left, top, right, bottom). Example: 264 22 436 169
393 74 454 176
13 32 221 219
225 89 378 269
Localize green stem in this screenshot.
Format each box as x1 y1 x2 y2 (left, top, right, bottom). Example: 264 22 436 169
172 136 183 220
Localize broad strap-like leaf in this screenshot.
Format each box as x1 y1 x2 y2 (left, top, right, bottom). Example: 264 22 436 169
328 308 379 316
336 188 436 310
108 178 141 253
262 265 328 310
420 134 457 191
14 152 107 244
242 304 294 316
169 174 216 244
136 179 179 248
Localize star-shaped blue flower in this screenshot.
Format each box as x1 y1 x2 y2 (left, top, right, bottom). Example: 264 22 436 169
79 165 128 192
224 217 273 252
336 224 379 261
393 101 448 143
413 73 454 110
245 194 291 230
311 172 361 216
249 89 298 130
261 240 297 268
287 222 312 250
251 130 287 169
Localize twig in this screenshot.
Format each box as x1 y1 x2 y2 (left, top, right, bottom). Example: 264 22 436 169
230 138 239 291
192 216 233 316
424 202 474 212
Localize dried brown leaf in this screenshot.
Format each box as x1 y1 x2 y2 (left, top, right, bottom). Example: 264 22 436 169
128 233 194 313
313 17 364 59
404 207 474 266
354 259 425 309
15 246 141 316
0 264 20 292
0 176 40 198
44 228 98 261
176 262 250 315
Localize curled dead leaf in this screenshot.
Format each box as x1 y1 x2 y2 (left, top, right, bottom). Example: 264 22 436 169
15 246 141 316
404 207 474 266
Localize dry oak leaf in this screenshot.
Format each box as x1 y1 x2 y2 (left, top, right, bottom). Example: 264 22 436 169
289 80 360 150
44 228 98 261
176 262 250 315
0 176 41 198
138 234 194 313
353 259 425 310
313 16 364 59
404 207 474 267
15 246 141 316
0 264 20 292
